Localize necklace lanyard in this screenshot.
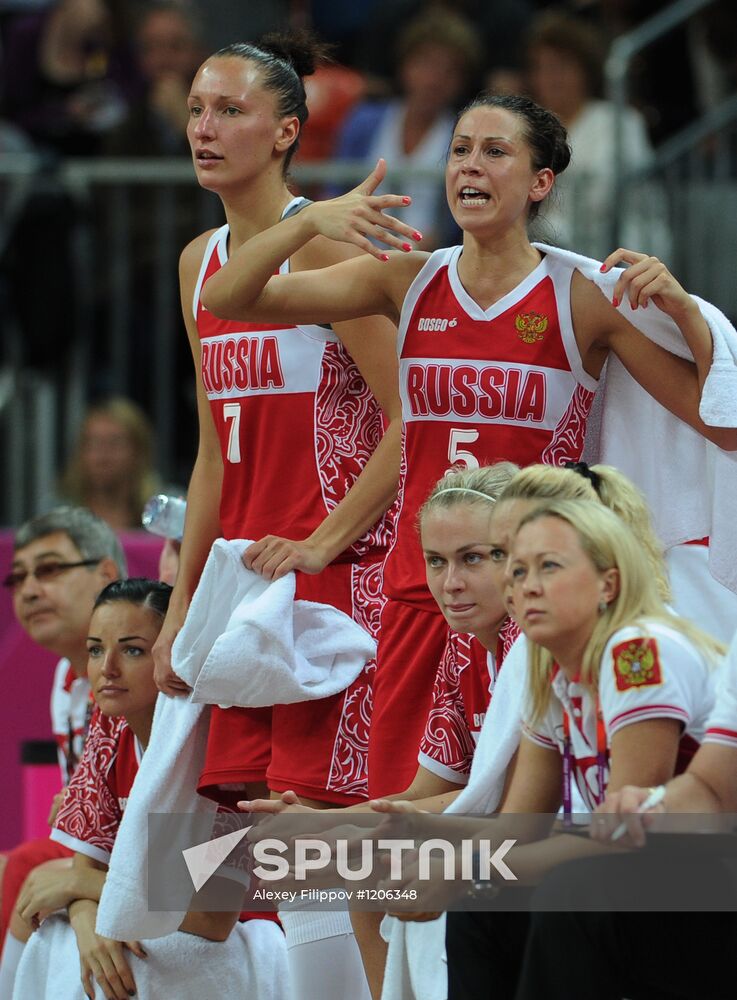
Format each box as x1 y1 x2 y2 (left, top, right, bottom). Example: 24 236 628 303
561 682 608 826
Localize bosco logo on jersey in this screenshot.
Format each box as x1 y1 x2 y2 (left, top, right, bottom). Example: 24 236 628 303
417 317 458 332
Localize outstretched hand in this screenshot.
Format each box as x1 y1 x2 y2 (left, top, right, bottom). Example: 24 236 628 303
600 249 697 321
306 159 422 261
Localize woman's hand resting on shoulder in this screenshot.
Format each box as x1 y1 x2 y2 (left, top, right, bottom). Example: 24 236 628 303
601 249 698 322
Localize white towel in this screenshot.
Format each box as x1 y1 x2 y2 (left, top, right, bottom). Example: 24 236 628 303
666 543 737 645
380 914 447 1000
96 696 216 940
13 912 289 1000
174 538 377 707
97 540 376 941
534 243 737 593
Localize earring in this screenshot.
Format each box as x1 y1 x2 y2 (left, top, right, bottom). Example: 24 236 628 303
598 598 608 614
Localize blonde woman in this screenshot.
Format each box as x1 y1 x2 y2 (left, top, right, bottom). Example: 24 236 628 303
59 398 160 532
445 499 722 1000
414 462 520 787
374 461 675 1000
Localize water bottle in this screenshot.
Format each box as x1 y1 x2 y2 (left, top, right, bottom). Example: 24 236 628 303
141 494 187 541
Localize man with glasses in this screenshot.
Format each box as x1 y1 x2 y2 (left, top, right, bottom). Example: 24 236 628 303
0 507 126 992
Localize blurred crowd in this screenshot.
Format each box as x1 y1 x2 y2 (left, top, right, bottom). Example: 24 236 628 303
0 0 736 518
1 0 734 162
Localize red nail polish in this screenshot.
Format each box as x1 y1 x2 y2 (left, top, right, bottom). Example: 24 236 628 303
402 197 411 205
402 242 412 252
612 297 619 308
600 264 607 272
380 254 389 262
413 231 422 241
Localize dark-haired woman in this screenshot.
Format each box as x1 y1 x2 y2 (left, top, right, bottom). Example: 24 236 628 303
11 579 286 1000
151 30 398 1000
201 90 735 816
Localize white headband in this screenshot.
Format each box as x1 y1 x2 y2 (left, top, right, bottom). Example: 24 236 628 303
433 487 497 502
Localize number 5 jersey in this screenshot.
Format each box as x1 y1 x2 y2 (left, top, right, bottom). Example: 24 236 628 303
385 245 598 610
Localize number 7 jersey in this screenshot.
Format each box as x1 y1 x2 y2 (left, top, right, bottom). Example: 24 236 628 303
384 245 598 609
194 207 393 558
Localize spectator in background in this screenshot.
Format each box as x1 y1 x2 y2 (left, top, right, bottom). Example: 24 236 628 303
0 0 139 378
351 0 530 98
103 0 204 157
526 9 668 259
333 7 481 248
57 398 160 533
99 5 205 471
297 60 366 162
0 506 124 996
0 0 138 157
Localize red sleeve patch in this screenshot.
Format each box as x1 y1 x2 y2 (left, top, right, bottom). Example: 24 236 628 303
612 637 662 692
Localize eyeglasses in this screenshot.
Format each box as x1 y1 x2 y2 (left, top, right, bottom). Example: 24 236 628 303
3 559 102 591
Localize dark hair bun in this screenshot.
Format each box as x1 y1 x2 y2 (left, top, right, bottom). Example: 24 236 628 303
258 28 332 79
549 132 572 175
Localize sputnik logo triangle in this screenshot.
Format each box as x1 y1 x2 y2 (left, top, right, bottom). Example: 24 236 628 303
182 826 252 892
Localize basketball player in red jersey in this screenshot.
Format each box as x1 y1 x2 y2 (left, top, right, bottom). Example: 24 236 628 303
154 30 400 799
150 33 400 1000
201 92 737 811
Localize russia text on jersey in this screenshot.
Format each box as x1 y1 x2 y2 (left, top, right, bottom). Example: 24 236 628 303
401 358 582 428
200 329 329 399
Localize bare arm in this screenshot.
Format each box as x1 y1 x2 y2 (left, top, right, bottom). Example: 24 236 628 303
178 873 241 941
16 851 107 926
372 737 563 844
201 161 423 327
572 255 737 451
595 742 737 846
69 897 146 1000
152 234 224 694
305 314 402 564
674 742 737 812
370 764 465 815
606 717 681 791
507 717 682 881
243 234 404 579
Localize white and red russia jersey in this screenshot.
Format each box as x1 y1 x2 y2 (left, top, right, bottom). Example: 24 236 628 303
418 619 520 784
703 633 737 749
51 711 138 863
50 658 93 784
52 713 276 921
194 199 393 558
523 620 717 811
383 246 598 609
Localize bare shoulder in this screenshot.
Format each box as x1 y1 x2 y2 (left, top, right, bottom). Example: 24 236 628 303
570 267 621 351
570 267 611 313
180 228 218 281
